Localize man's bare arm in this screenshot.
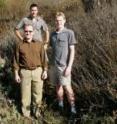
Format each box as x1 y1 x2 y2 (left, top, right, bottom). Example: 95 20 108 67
64 45 75 76
15 29 23 41
44 30 49 49
45 30 49 43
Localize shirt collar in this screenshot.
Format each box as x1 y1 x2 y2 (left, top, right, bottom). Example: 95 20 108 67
23 38 36 43
28 15 41 21
56 27 67 34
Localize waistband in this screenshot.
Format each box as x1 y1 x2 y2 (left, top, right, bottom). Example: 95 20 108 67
21 66 41 70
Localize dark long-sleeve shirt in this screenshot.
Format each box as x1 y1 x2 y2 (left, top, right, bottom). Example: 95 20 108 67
13 40 48 71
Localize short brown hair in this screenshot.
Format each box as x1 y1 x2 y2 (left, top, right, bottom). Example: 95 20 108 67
56 12 66 20
30 3 38 10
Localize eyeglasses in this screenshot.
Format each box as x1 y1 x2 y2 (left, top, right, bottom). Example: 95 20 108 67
24 30 33 33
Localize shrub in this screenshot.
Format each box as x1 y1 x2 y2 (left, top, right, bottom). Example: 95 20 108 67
0 0 117 122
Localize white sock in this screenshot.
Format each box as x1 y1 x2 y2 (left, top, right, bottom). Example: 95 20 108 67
59 100 63 107
71 105 76 114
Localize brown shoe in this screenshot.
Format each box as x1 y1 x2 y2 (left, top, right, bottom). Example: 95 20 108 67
23 113 32 120
33 107 41 118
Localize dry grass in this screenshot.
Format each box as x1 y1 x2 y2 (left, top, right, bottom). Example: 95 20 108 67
0 0 117 123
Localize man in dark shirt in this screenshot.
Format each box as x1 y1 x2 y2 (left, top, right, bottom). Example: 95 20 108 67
13 23 48 118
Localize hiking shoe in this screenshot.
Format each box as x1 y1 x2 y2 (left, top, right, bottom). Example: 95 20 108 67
69 107 76 119
58 106 64 115
54 106 64 117
23 113 32 120
33 107 41 119
70 111 77 120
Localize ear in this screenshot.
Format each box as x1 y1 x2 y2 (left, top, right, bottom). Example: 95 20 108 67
64 19 66 23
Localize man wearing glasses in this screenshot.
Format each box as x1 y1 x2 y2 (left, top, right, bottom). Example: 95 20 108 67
13 24 48 119
15 3 49 49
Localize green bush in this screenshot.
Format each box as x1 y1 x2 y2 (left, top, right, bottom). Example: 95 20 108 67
0 0 6 7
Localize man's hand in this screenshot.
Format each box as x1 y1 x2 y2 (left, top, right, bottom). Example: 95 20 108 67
44 43 48 50
64 66 72 77
15 74 21 83
42 70 47 80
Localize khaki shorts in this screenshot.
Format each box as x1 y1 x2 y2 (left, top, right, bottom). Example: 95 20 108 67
49 65 71 86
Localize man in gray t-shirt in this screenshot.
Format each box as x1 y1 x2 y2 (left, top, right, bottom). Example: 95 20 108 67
50 27 76 67
15 3 49 48
49 12 77 116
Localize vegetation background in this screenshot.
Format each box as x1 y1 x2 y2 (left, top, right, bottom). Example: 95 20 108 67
0 0 117 123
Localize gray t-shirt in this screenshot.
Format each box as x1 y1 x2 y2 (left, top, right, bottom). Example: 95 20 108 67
16 16 48 42
50 28 77 67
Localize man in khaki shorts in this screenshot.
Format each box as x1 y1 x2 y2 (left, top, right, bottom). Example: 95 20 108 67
49 12 77 116
13 24 48 118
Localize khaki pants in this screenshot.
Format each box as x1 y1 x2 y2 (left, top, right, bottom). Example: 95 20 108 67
20 67 43 116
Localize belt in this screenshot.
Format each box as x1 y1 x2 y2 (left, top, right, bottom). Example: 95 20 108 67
21 66 40 70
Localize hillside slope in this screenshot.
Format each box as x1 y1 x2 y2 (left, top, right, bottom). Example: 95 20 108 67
0 0 117 123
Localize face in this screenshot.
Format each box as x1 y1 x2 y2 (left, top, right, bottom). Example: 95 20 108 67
55 16 66 30
30 6 38 17
24 25 34 41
